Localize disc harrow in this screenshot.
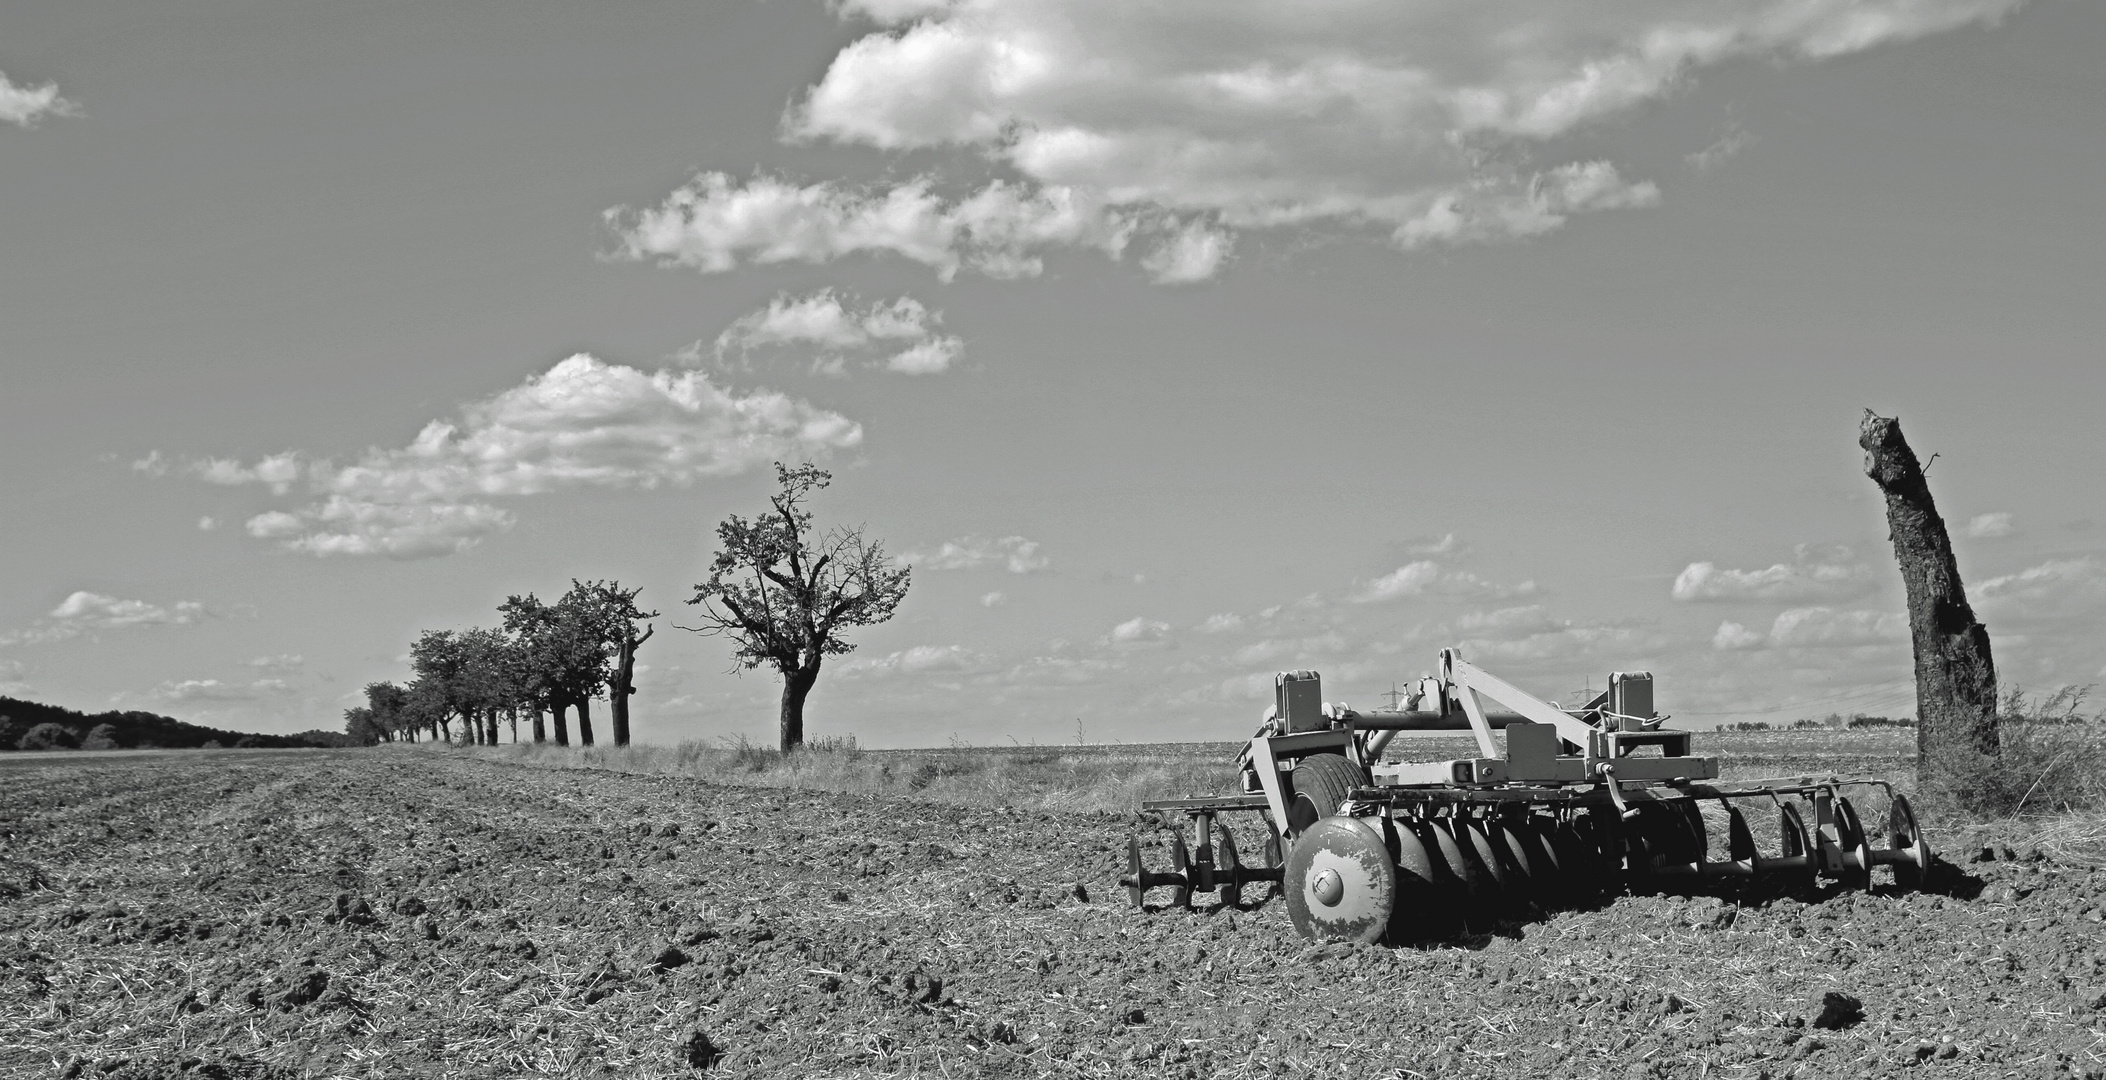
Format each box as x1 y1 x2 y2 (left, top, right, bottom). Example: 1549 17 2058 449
1118 649 1933 944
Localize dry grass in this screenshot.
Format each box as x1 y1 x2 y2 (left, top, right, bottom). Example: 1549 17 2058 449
460 737 1240 814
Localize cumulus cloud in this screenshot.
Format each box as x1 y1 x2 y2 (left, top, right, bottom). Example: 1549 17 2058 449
614 0 2018 281
157 354 861 558
1672 544 1871 602
1446 605 1658 664
901 535 1050 573
0 592 208 646
1198 612 1246 634
840 644 989 677
1712 607 1909 649
0 69 77 128
709 290 965 376
980 591 1007 607
1976 558 2106 622
245 654 305 672
611 174 1134 281
1966 512 2015 539
1354 560 1535 603
1108 616 1171 644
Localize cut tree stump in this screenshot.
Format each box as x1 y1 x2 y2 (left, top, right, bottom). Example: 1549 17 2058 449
1859 411 1998 763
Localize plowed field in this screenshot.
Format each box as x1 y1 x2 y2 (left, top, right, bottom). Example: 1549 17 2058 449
1 750 2102 1079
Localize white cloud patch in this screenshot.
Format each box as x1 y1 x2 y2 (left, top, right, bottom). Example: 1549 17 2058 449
902 535 1050 573
1354 560 1535 603
1976 558 2106 623
840 644 990 677
197 516 218 531
1685 124 1756 172
1966 512 2015 539
151 678 297 704
615 0 2019 282
710 290 964 376
980 591 1007 607
1671 544 1871 602
0 69 77 128
1712 607 1909 649
1108 616 1171 644
1198 612 1246 634
158 354 861 559
0 592 208 647
245 654 305 672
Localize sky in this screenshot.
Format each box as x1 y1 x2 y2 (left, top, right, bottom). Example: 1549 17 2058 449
1 0 2101 747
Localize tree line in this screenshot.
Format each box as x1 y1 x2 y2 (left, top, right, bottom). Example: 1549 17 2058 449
343 462 911 755
343 580 655 748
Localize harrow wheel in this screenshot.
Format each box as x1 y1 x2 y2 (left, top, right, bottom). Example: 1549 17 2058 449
1216 829 1243 908
1833 796 1872 890
1887 793 1930 892
1284 816 1396 945
1168 831 1194 908
1286 754 1369 839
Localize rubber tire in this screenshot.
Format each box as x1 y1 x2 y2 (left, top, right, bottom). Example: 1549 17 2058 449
1286 753 1369 839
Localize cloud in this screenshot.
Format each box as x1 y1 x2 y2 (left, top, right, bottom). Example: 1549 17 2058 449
901 535 1050 573
611 0 2019 282
1 592 208 646
1966 512 2015 539
1976 558 2106 623
840 644 990 677
1198 612 1246 633
1108 616 1171 644
159 354 861 558
980 591 1007 607
1405 533 1466 558
0 659 27 697
1671 544 1872 602
709 291 965 376
245 654 306 672
150 678 297 704
611 174 1134 281
197 516 218 531
1685 124 1756 172
1712 607 1909 649
0 69 77 128
1354 560 1535 603
1446 605 1658 664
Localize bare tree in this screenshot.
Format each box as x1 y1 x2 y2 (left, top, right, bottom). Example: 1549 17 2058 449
1860 411 1999 764
684 463 911 754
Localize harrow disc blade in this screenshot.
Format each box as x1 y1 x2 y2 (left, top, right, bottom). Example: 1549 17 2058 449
1463 820 1511 892
1125 837 1145 910
1550 819 1604 904
1169 831 1194 908
1217 829 1243 908
1726 805 1758 863
1833 796 1872 890
1284 816 1396 945
1888 793 1930 892
1777 803 1816 890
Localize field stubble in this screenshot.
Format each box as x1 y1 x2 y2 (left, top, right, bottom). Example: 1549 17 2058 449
0 730 2100 1079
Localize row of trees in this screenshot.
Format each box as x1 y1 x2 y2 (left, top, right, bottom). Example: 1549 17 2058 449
344 580 654 748
345 463 913 755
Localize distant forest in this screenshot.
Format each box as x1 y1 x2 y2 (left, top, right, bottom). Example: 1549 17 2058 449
0 696 351 752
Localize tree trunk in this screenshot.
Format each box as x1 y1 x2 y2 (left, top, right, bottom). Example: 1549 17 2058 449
577 698 595 747
611 626 651 748
1860 412 1999 763
532 707 546 744
485 710 498 746
552 702 570 747
779 660 821 755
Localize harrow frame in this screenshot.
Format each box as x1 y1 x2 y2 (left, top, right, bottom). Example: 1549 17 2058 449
1119 649 1934 942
